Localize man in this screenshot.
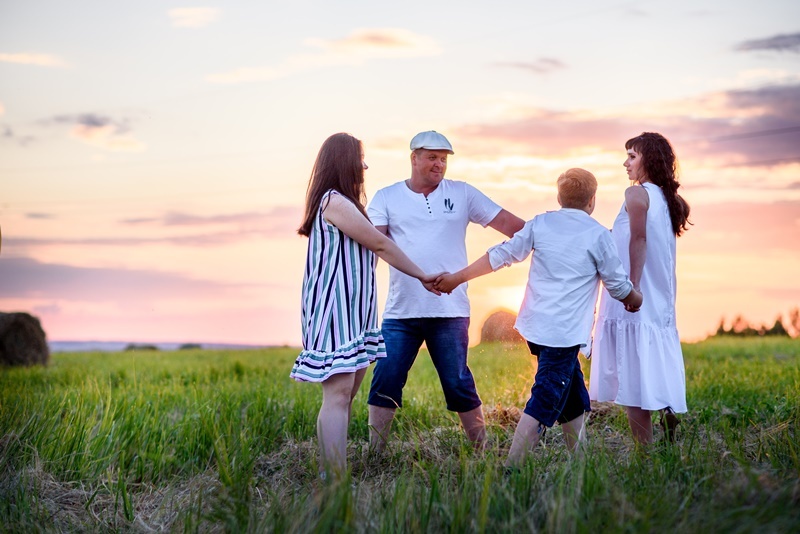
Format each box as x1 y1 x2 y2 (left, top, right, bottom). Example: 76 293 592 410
367 130 525 450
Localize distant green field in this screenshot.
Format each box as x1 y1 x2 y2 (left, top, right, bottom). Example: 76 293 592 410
1 337 798 532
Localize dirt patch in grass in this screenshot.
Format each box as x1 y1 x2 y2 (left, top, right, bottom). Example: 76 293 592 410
0 460 221 532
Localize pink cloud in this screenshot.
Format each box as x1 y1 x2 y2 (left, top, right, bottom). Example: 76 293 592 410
0 257 260 301
7 207 303 249
448 83 800 165
122 206 300 229
679 200 800 253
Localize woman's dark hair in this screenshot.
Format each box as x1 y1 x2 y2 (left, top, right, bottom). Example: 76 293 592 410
298 133 368 237
625 132 692 236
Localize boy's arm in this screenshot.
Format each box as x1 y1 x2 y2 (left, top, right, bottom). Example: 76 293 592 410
435 254 493 294
595 231 642 312
436 219 534 293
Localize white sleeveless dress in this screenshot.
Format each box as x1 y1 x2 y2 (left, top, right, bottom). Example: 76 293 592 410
589 182 687 413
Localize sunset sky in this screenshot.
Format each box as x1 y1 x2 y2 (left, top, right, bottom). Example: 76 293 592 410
2 1 799 347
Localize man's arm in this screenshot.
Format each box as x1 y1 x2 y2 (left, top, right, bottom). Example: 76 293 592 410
374 225 389 236
487 209 525 238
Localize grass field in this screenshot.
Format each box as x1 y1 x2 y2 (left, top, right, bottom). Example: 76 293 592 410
1 337 798 532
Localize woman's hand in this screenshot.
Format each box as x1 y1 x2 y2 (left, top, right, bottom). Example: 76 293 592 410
420 273 444 295
623 288 643 313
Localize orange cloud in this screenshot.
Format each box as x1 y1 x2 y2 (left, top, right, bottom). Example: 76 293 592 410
168 7 220 28
305 28 440 58
42 113 146 152
206 28 440 84
0 52 68 67
69 123 145 152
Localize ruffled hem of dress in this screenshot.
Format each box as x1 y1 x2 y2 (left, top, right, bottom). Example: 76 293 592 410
590 316 687 413
290 329 385 383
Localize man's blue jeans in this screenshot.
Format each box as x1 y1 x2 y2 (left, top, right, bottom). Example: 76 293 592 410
367 317 482 412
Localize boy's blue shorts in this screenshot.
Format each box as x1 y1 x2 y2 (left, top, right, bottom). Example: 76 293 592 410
523 342 591 427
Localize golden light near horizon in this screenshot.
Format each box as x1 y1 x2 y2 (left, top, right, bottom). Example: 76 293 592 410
1 1 799 346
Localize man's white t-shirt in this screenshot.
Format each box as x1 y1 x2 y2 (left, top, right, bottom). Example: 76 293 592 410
368 179 502 318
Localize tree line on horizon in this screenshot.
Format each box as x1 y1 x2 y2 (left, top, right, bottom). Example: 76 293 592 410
479 307 800 344
712 307 800 339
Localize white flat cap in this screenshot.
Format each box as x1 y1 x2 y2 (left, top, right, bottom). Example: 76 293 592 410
409 130 454 154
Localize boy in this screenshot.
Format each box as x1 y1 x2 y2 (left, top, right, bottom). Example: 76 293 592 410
434 168 643 467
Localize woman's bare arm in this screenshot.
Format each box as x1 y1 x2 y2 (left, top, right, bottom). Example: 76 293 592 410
322 194 440 293
625 186 649 290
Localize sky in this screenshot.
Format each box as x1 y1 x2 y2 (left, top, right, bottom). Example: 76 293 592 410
1 1 799 346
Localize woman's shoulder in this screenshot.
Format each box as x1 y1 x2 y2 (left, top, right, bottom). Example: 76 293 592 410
625 184 650 201
322 190 367 224
623 184 650 214
317 189 346 220
624 183 649 196
321 189 352 211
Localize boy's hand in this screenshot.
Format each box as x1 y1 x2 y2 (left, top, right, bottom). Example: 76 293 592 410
434 272 461 294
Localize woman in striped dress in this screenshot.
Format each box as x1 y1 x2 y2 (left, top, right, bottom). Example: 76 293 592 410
292 133 440 478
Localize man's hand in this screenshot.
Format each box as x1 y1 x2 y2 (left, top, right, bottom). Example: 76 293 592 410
420 273 444 295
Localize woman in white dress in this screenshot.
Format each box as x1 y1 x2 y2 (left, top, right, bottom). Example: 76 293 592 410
590 132 691 445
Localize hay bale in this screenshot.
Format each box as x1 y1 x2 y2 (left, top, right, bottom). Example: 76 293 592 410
480 309 523 344
0 312 50 367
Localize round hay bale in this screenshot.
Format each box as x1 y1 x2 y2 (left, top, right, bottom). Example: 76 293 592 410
0 312 50 367
480 309 523 344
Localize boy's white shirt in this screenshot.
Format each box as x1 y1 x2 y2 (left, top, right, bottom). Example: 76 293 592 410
487 208 633 350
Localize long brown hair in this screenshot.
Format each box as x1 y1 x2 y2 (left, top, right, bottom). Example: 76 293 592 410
298 133 368 237
625 132 692 236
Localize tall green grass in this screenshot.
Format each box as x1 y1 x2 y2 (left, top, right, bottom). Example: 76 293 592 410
1 338 798 532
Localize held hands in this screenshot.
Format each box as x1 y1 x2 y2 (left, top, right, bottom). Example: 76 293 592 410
418 270 468 295
433 272 462 294
624 288 644 313
420 272 445 296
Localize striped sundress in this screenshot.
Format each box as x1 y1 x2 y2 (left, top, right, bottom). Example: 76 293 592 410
290 190 386 382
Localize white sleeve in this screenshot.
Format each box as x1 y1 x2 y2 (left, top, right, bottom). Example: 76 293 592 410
367 189 389 226
465 183 502 227
487 219 535 271
594 231 633 300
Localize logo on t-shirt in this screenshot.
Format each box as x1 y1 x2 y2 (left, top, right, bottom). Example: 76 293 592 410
444 198 455 214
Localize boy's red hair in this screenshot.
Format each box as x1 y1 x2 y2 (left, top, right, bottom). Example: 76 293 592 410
557 168 597 209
